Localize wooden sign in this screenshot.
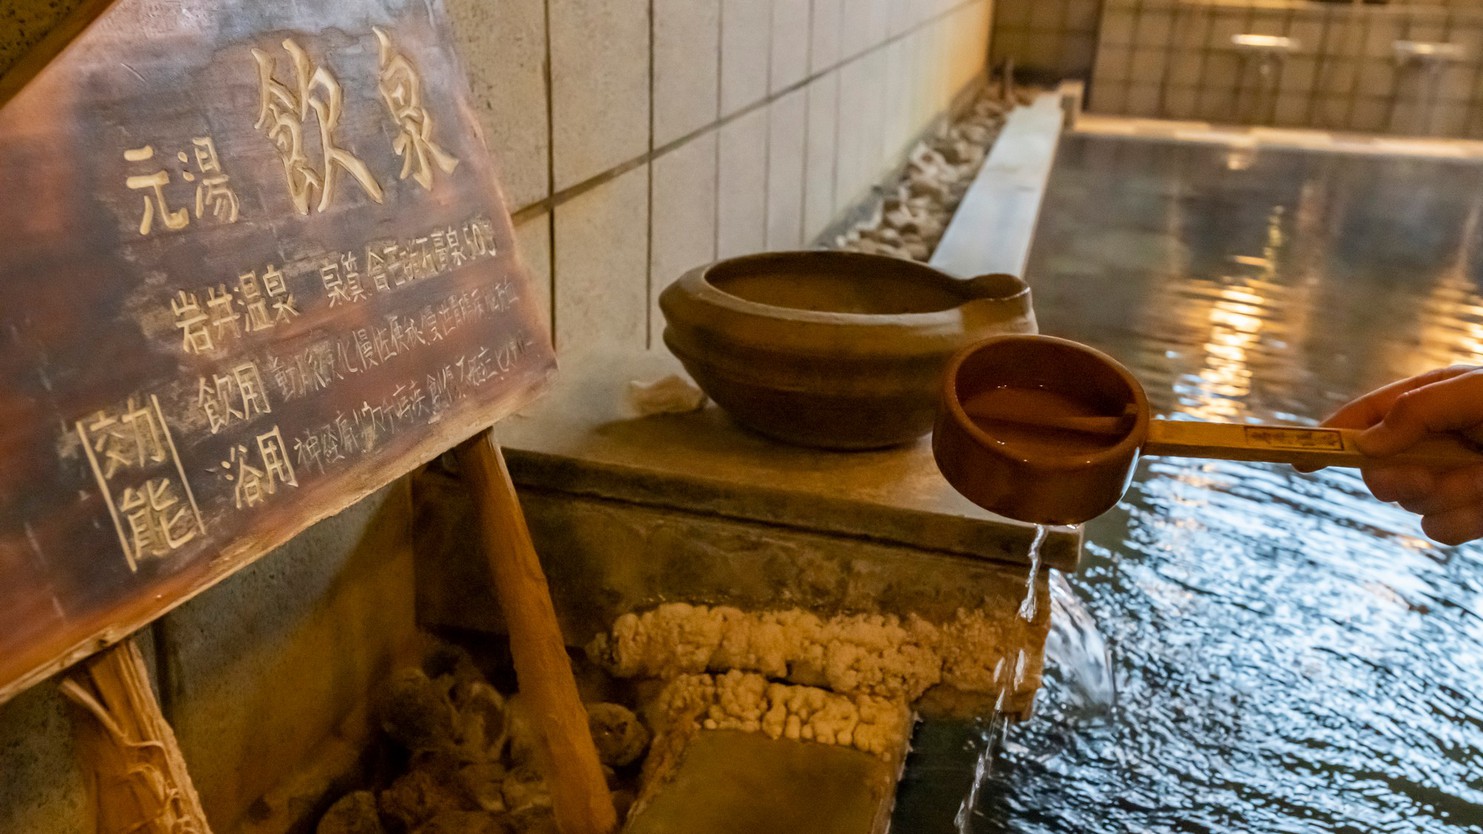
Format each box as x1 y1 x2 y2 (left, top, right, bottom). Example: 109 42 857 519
0 0 557 703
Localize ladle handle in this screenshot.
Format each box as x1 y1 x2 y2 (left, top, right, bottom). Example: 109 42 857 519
1144 420 1483 469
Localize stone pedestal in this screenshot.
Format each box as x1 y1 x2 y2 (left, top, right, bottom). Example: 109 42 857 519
415 349 1078 712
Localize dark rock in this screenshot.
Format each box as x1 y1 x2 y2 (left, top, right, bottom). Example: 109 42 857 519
505 807 559 834
381 668 458 754
458 761 508 813
455 682 507 760
379 768 479 832
317 791 386 834
415 811 512 834
587 703 650 767
500 765 551 812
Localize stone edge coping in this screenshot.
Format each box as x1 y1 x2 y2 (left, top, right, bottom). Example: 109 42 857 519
495 348 1081 572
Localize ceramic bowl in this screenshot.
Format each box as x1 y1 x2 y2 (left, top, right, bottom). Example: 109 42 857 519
659 251 1037 450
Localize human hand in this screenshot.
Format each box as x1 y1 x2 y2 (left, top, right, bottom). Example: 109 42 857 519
1321 365 1483 545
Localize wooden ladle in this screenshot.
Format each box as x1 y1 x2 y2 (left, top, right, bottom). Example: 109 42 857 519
934 334 1483 525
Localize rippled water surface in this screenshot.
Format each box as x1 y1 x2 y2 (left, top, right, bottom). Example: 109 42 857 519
898 136 1483 833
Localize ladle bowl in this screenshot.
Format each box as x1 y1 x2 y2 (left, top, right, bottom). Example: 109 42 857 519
933 335 1150 525
934 334 1483 526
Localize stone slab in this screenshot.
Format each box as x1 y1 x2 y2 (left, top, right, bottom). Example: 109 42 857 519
624 730 899 834
493 349 1080 571
931 92 1064 279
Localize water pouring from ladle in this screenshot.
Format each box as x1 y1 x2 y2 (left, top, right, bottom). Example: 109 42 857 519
933 335 1483 526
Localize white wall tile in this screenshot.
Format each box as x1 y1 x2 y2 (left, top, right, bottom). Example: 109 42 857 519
950 4 976 95
771 0 812 93
654 0 721 147
553 164 650 354
1135 9 1174 44
721 0 773 115
513 212 554 339
766 88 807 250
883 38 912 164
929 14 953 114
1027 0 1064 32
1126 83 1159 118
811 0 843 71
841 0 876 59
651 132 718 339
1130 48 1166 87
1101 7 1135 46
887 0 914 38
446 0 550 211
1065 0 1100 33
803 71 840 242
835 56 872 211
550 0 651 191
717 107 770 257
858 48 888 174
909 26 932 131
1164 84 1199 120
1095 45 1131 83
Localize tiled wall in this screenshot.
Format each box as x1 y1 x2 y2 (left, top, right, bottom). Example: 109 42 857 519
1092 0 1483 138
452 0 995 357
992 0 1102 81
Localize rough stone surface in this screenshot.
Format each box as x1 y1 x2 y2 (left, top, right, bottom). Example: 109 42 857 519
163 483 419 832
485 350 1080 572
0 680 94 834
586 703 650 768
316 791 385 834
623 730 900 834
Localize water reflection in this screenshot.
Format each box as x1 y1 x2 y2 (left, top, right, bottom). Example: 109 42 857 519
899 136 1483 833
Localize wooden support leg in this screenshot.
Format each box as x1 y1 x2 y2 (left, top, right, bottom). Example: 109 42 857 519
61 637 212 834
457 430 619 834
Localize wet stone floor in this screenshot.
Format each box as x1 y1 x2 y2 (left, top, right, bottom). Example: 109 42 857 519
894 135 1483 833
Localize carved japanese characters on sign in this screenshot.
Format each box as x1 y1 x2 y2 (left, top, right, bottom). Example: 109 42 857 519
0 0 556 704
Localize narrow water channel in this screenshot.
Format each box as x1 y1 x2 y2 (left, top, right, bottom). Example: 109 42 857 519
896 136 1483 833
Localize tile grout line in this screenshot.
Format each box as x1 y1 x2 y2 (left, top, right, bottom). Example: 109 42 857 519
829 0 844 224
714 0 725 260
646 0 656 349
799 0 816 247
542 0 557 344
762 0 775 250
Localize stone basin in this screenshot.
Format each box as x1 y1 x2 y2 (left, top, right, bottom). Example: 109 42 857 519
658 251 1037 450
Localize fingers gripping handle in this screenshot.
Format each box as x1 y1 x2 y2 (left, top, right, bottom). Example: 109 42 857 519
1143 420 1483 469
